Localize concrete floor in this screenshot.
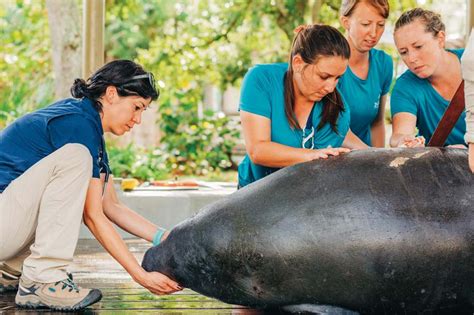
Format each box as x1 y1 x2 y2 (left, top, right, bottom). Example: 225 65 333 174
0 239 266 314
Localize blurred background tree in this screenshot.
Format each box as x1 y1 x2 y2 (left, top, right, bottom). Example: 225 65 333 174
0 1 53 127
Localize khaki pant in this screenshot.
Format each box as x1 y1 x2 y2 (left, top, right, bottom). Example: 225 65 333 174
463 28 474 143
0 144 92 283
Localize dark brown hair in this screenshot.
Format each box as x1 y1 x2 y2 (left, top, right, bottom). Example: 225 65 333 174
340 0 389 19
70 60 159 112
394 8 445 37
284 24 350 131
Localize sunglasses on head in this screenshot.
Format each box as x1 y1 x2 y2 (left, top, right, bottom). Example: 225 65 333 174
124 72 156 90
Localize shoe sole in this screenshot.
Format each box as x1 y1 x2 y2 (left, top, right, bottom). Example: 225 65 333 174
15 289 102 311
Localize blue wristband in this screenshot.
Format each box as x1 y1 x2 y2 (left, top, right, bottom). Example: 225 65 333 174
152 228 166 246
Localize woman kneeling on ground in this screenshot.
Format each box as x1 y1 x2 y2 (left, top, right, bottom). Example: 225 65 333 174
0 60 182 311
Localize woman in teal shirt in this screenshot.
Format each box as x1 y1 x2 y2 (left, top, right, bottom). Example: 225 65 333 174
338 0 393 147
238 24 364 188
390 8 466 147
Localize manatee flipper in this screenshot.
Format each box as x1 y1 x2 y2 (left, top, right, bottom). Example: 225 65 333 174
282 304 359 315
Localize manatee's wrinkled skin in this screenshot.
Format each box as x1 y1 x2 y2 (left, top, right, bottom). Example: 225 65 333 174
142 148 474 314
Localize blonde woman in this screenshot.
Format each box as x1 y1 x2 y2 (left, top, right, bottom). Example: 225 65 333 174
390 8 466 148
339 0 393 147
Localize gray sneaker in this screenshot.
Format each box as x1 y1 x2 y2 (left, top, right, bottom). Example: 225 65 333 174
15 275 102 311
0 264 21 293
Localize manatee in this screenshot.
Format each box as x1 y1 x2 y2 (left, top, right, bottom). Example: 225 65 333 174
142 148 474 314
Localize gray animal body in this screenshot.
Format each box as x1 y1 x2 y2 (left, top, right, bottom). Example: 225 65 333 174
142 148 473 314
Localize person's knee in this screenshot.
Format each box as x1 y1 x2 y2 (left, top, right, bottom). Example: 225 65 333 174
58 143 92 172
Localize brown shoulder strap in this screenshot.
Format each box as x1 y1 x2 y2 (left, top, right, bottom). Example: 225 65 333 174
427 81 465 147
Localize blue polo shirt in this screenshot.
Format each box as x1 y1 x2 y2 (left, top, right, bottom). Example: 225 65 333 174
0 98 108 193
391 49 465 145
338 48 393 145
238 63 350 187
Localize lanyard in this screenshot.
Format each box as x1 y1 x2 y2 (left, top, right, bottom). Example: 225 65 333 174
305 104 316 130
302 104 316 149
98 135 110 197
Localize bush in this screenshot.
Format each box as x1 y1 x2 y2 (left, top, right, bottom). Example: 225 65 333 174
108 144 169 181
107 110 240 180
160 110 240 176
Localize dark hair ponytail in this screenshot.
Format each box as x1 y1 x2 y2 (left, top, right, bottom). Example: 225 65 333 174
70 60 159 112
71 78 89 99
284 24 350 132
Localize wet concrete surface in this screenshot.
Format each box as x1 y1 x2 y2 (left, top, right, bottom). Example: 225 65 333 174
0 239 268 314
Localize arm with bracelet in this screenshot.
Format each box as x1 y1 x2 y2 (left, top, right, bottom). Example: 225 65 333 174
84 175 182 295
101 177 168 244
152 227 167 246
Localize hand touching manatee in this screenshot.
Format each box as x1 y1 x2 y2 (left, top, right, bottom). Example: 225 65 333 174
137 230 183 295
470 144 474 173
446 144 467 149
305 147 351 160
396 135 426 148
138 271 182 295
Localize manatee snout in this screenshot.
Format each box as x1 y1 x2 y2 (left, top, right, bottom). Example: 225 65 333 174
141 247 157 272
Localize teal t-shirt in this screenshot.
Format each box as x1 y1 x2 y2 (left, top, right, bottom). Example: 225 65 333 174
390 49 466 145
238 63 350 187
338 48 393 146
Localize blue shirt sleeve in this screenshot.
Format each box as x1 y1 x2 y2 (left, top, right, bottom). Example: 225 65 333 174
381 53 393 95
390 75 418 117
239 66 272 118
47 114 102 178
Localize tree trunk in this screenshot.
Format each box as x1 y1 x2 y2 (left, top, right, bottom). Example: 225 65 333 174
273 0 308 42
311 0 323 23
46 0 81 99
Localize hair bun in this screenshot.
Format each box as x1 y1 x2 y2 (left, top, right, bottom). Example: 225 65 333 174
70 78 87 98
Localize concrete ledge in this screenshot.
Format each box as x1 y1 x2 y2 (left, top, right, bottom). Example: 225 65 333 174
79 184 236 239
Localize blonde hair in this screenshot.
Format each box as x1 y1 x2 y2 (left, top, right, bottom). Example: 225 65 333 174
394 8 445 37
340 0 389 19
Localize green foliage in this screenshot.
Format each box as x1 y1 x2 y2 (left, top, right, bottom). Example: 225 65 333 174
105 0 288 176
108 109 239 180
160 110 240 176
108 144 169 181
0 1 54 128
105 0 172 60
